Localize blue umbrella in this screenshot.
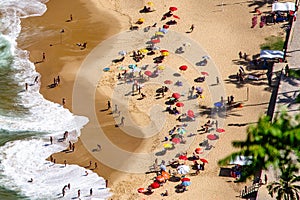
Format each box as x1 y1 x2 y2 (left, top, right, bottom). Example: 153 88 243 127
103 67 110 72
128 64 137 69
181 181 191 186
214 102 223 107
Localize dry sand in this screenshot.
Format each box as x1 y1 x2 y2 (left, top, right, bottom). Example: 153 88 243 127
18 0 286 199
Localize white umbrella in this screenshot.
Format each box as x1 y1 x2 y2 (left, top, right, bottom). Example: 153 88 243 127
118 50 127 56
177 164 190 174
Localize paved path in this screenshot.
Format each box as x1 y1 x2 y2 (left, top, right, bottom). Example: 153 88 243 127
72 29 226 173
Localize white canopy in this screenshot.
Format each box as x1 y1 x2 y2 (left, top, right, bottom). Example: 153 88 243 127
260 50 284 59
272 2 296 12
229 156 252 166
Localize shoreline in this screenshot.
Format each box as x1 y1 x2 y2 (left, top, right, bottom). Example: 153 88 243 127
16 0 287 199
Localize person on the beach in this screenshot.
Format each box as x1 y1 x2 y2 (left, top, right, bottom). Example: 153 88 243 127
94 162 98 169
34 76 39 84
77 189 81 198
90 188 93 196
64 160 67 167
50 136 53 144
107 100 111 109
57 76 60 85
42 52 45 61
264 174 268 184
216 76 220 85
105 179 108 187
62 98 66 107
239 51 243 59
25 83 28 91
190 24 195 32
85 171 88 176
70 14 73 21
72 143 75 151
285 64 289 76
89 161 92 167
28 178 33 183
120 116 125 126
50 155 53 162
67 183 70 189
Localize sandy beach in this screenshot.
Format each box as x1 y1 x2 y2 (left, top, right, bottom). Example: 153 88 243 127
18 0 287 199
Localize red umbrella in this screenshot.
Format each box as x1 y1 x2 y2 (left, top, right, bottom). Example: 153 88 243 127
207 134 218 140
173 15 180 19
187 110 194 118
172 93 181 99
164 80 173 84
181 177 190 182
179 155 188 160
172 137 181 144
201 71 209 76
195 148 202 154
216 128 225 133
163 24 170 29
151 39 160 43
150 181 160 189
160 49 169 53
137 188 146 193
144 70 152 77
175 102 184 107
200 158 208 164
179 65 188 71
169 6 178 11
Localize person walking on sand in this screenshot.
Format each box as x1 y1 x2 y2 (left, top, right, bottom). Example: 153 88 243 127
50 136 53 144
120 116 125 126
64 160 67 167
70 14 73 21
77 189 80 198
90 188 93 196
42 52 46 61
34 76 39 84
107 100 111 110
190 24 194 32
25 83 28 91
62 98 66 107
94 162 98 169
57 76 60 85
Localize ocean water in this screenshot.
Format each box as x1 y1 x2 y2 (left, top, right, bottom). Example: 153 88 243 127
0 0 111 199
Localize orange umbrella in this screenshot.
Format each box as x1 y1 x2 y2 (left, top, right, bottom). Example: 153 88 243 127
195 148 202 154
162 171 170 180
137 188 146 193
156 175 165 182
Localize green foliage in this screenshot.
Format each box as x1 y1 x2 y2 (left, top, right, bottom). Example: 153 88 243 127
289 69 300 79
260 36 285 50
218 112 300 182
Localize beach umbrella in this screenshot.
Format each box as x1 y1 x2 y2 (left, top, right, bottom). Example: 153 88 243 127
177 165 190 174
175 102 184 107
169 6 178 11
151 39 160 43
172 137 181 144
216 128 225 133
214 102 223 107
177 128 186 135
179 155 188 160
200 158 208 164
128 64 137 69
194 77 205 83
164 80 173 84
161 52 169 56
181 177 190 182
118 66 126 71
160 164 167 172
173 15 180 19
172 93 181 99
181 181 191 186
159 28 168 34
103 67 110 72
147 1 154 6
163 143 173 149
160 49 169 53
138 18 145 23
137 188 146 193
207 134 218 140
179 65 188 71
155 31 164 36
195 87 203 93
162 171 170 180
144 70 152 77
156 175 165 183
139 48 148 54
163 24 169 29
150 182 160 189
202 55 210 59
131 67 141 73
157 65 165 70
201 71 209 76
195 148 202 154
187 110 194 118
118 50 126 56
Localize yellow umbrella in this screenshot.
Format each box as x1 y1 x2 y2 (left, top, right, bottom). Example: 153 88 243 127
161 52 169 56
163 143 173 149
147 1 154 6
157 65 165 70
139 48 148 54
155 31 164 36
138 18 145 23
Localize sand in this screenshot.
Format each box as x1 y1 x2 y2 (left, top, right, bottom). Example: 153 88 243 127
18 0 286 199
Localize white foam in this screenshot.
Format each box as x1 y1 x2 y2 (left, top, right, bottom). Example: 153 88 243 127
0 131 111 199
